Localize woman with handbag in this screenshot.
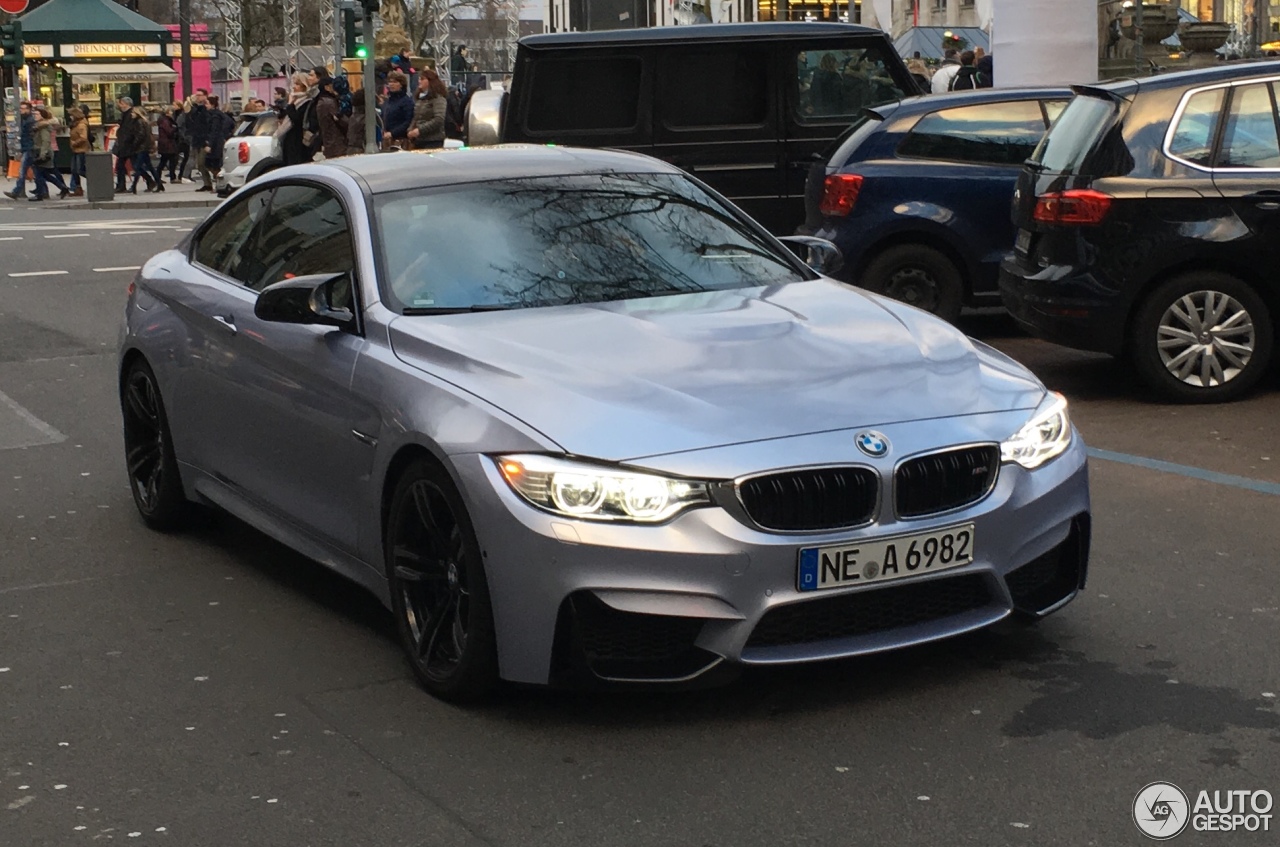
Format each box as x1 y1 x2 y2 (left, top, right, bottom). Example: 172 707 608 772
406 68 448 150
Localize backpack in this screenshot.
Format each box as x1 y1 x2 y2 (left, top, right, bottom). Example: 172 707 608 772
949 67 978 92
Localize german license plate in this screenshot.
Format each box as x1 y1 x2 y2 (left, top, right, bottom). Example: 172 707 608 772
797 524 975 592
1015 228 1033 255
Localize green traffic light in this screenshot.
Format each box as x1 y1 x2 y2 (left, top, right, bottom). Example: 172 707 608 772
354 46 367 59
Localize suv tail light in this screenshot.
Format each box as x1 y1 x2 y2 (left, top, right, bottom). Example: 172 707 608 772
1033 189 1113 225
238 142 250 164
820 174 864 217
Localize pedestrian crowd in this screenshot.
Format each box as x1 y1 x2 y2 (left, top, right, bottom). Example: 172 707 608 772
6 47 484 202
922 47 995 94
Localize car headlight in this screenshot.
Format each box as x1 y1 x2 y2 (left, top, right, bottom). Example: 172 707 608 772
1000 392 1072 469
494 454 711 523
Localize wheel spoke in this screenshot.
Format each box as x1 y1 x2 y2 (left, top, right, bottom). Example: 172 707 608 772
1215 308 1251 333
1164 344 1198 373
1205 291 1228 326
127 442 159 477
125 379 158 427
418 594 455 661
1171 297 1202 333
1201 350 1223 386
1212 339 1250 370
1157 325 1198 345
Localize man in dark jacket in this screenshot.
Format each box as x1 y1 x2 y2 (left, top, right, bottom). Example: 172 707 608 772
948 51 981 91
382 71 415 148
3 101 37 201
185 88 216 191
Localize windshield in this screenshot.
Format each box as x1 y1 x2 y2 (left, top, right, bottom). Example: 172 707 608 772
375 172 809 313
1030 94 1117 173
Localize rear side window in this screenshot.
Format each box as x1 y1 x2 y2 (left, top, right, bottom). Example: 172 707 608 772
1168 88 1225 166
525 57 641 133
795 47 906 124
898 100 1048 165
1218 82 1280 169
1031 94 1117 173
661 48 768 128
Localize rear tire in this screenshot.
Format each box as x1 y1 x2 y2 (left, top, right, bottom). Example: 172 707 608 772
859 243 964 323
384 459 499 702
1130 272 1273 403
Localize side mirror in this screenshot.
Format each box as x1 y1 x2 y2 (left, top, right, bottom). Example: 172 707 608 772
777 235 844 276
255 272 355 329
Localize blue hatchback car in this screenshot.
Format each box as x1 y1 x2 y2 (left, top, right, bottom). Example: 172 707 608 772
800 87 1072 322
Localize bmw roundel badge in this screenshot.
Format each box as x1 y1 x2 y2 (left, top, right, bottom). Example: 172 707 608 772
855 430 890 458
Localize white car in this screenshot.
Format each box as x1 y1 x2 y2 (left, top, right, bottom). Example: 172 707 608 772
217 112 283 195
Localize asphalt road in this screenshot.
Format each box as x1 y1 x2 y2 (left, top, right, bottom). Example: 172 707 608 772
1 206 1278 847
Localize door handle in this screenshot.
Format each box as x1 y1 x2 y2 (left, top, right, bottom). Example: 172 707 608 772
211 315 237 333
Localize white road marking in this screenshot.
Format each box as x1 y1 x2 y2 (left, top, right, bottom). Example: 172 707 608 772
44 233 91 239
111 230 157 235
0 388 67 449
7 270 68 277
0 236 21 241
92 266 142 273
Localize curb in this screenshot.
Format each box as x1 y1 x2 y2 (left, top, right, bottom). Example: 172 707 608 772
47 199 224 211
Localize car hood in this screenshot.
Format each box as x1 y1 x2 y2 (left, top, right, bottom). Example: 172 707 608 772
387 279 1044 462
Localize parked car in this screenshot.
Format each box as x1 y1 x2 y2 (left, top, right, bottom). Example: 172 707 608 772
119 146 1089 701
466 23 921 234
217 111 283 196
1000 61 1280 402
799 87 1072 322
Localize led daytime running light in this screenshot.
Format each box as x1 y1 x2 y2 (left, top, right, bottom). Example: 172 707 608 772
1000 392 1072 469
496 455 711 522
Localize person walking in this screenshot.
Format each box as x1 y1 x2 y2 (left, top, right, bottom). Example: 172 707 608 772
315 74 349 159
133 108 165 193
30 106 70 200
202 95 234 189
6 102 41 201
170 103 191 183
156 105 180 183
930 49 962 94
67 107 89 197
407 68 447 150
113 97 152 193
382 71 414 149
184 89 216 192
5 101 39 201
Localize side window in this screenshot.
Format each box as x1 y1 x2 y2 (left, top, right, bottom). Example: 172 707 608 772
525 57 641 133
661 49 768 128
795 47 905 124
246 184 356 296
192 189 271 282
1168 88 1226 167
1218 82 1280 169
898 100 1047 166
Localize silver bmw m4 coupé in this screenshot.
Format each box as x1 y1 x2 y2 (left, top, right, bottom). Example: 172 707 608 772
118 146 1090 701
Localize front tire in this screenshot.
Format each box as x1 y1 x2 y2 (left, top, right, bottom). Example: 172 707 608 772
1131 272 1273 403
120 359 191 530
385 459 499 702
859 243 965 323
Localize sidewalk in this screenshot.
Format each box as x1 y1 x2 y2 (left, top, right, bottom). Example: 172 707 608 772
2 176 224 211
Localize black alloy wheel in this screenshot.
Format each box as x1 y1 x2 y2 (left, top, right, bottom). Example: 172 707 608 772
385 460 498 701
120 360 191 530
860 243 964 323
1131 272 1274 403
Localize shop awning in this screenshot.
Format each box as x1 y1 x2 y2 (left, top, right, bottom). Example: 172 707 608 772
57 62 177 83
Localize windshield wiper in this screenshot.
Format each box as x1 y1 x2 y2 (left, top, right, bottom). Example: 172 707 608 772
401 305 511 315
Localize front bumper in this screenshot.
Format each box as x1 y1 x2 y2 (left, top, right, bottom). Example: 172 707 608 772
451 423 1091 688
998 256 1128 356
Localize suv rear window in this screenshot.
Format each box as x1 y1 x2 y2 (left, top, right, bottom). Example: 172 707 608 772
525 57 642 133
898 100 1048 165
1030 94 1117 173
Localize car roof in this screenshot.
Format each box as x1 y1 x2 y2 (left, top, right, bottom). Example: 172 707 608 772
1089 59 1280 96
885 86 1075 116
520 22 886 49
326 144 682 193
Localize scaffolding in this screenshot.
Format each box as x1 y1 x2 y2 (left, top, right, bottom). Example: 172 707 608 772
284 0 301 78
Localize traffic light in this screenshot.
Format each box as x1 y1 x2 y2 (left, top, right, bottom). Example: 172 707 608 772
0 22 23 69
342 5 367 59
